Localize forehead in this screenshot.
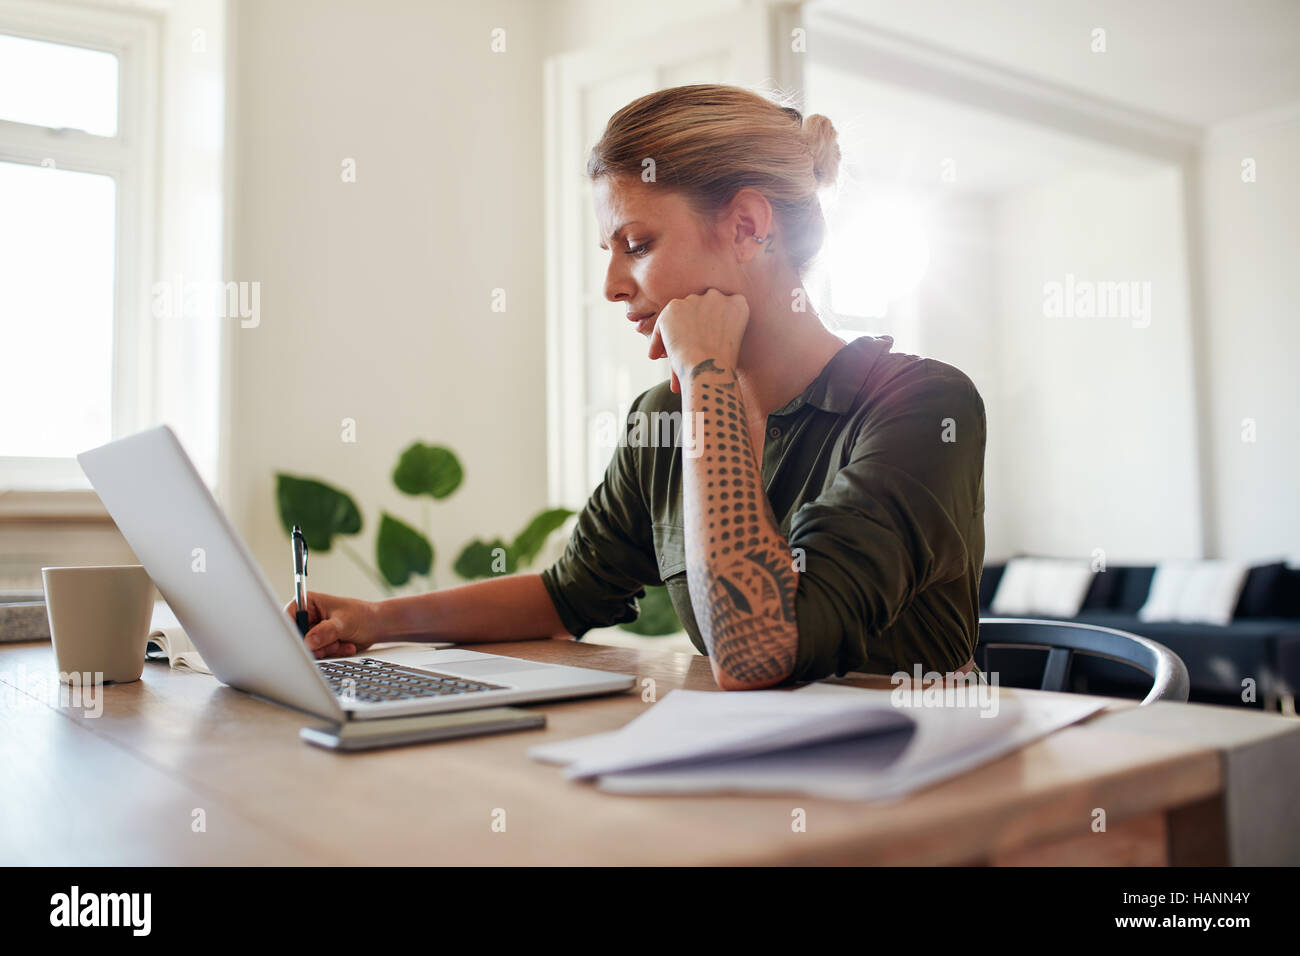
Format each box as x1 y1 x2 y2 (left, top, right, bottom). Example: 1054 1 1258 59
593 175 694 247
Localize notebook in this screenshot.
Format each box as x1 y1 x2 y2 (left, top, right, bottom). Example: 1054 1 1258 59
146 601 211 673
529 682 1106 802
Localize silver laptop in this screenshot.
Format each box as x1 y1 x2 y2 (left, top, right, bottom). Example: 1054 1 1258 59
77 425 635 721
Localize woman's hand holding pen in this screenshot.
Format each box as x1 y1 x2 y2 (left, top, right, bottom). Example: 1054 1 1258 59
284 591 383 658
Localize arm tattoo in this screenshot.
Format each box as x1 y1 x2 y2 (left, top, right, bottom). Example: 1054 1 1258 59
682 357 799 685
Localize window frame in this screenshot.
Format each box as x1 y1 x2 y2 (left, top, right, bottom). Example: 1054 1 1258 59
0 0 160 489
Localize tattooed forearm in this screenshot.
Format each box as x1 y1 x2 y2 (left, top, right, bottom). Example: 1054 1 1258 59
682 357 799 687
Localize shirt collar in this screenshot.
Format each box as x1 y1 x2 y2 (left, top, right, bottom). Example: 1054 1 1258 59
771 334 894 417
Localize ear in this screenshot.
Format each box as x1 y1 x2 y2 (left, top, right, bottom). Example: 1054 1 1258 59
722 187 776 264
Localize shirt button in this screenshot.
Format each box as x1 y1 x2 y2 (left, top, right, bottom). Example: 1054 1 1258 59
768 426 781 439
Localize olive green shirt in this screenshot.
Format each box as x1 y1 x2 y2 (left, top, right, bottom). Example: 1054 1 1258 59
539 334 986 684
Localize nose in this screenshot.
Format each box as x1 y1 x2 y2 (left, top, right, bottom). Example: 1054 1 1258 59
603 253 635 305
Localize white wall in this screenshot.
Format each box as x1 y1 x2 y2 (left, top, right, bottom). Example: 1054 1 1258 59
980 110 1300 568
1199 110 1300 565
540 0 745 54
909 196 1003 556
990 164 1202 563
227 0 551 601
157 0 225 487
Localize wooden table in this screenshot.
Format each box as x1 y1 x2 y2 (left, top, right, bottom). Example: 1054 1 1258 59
2 637 1297 865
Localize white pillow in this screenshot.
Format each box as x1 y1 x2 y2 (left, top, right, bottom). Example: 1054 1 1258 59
1137 562 1192 622
990 557 1095 618
1138 559 1249 626
989 559 1035 614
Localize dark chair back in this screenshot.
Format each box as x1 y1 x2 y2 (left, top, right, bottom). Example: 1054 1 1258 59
976 617 1190 705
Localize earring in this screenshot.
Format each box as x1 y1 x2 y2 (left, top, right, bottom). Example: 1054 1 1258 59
753 234 769 243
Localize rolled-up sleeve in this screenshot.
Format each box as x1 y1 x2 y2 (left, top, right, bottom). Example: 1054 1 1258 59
784 371 985 682
539 398 660 638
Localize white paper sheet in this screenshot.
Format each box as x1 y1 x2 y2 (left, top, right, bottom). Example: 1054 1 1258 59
529 687 917 779
530 680 1106 802
594 684 1105 801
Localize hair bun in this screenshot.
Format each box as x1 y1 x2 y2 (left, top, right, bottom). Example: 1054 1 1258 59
802 113 840 188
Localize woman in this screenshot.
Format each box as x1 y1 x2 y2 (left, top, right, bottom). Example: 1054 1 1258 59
288 84 986 690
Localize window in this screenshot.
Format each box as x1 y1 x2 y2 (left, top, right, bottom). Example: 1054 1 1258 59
0 32 119 134
0 161 117 457
0 2 159 489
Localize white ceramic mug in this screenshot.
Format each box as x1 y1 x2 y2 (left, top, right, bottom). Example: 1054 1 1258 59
41 565 154 684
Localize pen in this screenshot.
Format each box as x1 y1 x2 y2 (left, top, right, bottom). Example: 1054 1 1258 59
292 524 310 637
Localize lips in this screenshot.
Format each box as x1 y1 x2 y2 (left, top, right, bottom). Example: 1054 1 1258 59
627 311 656 334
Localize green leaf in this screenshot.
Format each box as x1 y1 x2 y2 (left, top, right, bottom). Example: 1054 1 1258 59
392 443 463 499
275 474 362 551
617 585 683 636
510 508 575 567
375 512 434 587
453 538 514 579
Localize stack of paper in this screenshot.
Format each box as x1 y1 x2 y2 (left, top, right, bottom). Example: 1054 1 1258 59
529 683 1106 802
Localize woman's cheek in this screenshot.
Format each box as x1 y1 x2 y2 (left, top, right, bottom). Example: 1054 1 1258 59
639 252 678 289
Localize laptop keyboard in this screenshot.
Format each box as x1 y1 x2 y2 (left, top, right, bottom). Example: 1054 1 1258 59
318 657 507 703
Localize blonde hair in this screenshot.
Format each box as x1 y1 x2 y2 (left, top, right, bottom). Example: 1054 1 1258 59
586 84 841 276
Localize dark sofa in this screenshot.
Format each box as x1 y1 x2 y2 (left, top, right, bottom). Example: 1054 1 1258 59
978 561 1300 711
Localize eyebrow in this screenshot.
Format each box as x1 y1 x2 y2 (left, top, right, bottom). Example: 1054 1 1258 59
597 221 642 251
